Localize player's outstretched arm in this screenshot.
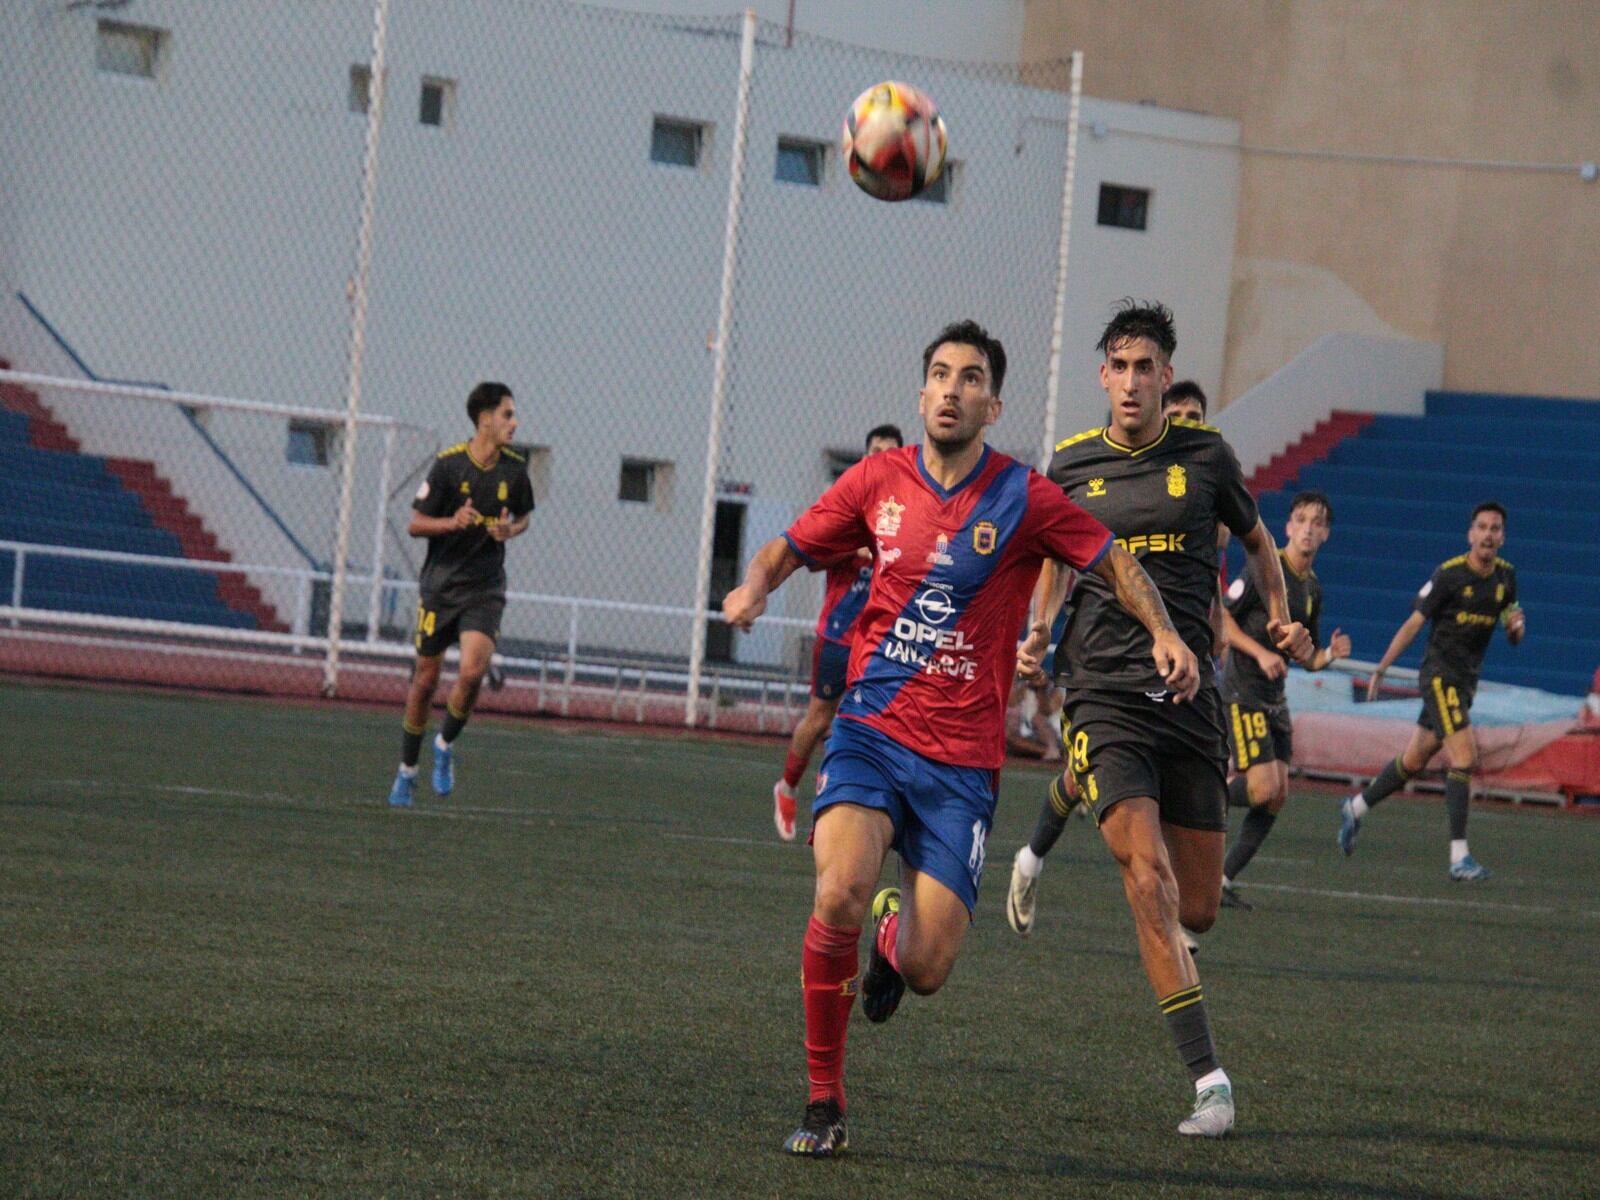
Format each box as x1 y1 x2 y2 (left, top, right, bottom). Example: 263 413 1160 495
1090 545 1200 701
1017 559 1071 681
723 537 805 631
1312 628 1352 671
1365 611 1427 700
1240 519 1312 663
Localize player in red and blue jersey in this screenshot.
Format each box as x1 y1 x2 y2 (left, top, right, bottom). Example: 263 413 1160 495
771 424 904 841
723 320 1198 1158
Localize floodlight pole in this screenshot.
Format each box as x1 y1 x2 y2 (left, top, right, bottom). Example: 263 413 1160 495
1040 50 1084 469
685 8 758 727
324 0 391 695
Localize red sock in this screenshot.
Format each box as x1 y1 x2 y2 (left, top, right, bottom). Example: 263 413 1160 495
874 909 901 973
802 916 860 1108
782 751 808 789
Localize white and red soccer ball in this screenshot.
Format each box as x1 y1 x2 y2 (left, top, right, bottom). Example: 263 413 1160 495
842 81 948 202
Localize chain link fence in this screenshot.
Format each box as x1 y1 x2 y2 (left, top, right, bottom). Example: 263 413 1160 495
0 0 1079 729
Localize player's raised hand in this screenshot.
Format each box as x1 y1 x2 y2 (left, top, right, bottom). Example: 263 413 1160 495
1268 619 1313 664
1150 629 1200 702
1015 622 1051 683
487 507 513 541
453 500 480 530
722 583 767 632
1327 628 1352 662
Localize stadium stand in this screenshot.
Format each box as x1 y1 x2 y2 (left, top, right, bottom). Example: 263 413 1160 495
1242 390 1600 697
0 368 285 632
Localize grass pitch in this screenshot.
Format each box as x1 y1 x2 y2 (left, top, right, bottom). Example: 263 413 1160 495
2 679 1596 1198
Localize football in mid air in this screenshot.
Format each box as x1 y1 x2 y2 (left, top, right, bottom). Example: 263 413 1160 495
841 81 947 202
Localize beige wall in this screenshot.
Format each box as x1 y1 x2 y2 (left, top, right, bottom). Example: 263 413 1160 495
1022 0 1600 403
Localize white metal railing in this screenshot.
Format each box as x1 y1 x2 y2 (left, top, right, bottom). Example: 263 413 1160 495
0 539 814 703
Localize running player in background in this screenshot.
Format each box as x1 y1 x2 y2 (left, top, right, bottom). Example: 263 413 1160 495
723 320 1195 1157
1217 490 1351 909
771 424 903 841
1009 301 1311 1137
387 383 533 808
1339 501 1523 880
1161 379 1208 424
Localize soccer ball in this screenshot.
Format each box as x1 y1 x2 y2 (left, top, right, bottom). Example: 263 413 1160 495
841 81 947 202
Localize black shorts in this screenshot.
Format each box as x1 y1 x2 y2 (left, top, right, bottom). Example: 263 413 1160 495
1418 674 1475 738
414 590 505 657
1224 698 1293 770
1058 687 1229 832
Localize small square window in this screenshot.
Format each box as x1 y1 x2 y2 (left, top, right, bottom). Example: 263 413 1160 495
1097 183 1150 231
96 20 164 79
420 76 455 128
913 160 957 205
775 137 826 187
286 421 332 467
349 64 371 114
619 458 674 511
651 117 705 168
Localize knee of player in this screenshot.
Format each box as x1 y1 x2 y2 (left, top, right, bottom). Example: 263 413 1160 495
812 875 873 926
1180 902 1218 934
412 658 443 689
901 957 953 997
1123 857 1176 915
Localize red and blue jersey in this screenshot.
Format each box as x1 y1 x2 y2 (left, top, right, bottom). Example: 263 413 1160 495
818 555 874 645
785 444 1112 769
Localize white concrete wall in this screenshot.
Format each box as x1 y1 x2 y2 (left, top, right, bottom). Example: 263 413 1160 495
0 0 1239 661
1214 332 1444 476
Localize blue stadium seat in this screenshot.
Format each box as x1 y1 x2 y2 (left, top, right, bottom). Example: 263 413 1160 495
0 424 260 630
1239 391 1600 696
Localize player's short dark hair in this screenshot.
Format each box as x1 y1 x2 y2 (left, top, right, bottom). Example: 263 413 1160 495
865 423 904 450
923 320 1007 396
1290 489 1333 524
466 381 512 426
1162 379 1207 416
1471 500 1507 525
1096 299 1176 361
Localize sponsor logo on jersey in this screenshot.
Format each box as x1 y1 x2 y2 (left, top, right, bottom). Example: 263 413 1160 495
1455 611 1497 627
972 521 998 555
914 585 956 626
1167 464 1187 498
1116 532 1187 554
1086 477 1107 498
926 533 954 566
874 497 905 538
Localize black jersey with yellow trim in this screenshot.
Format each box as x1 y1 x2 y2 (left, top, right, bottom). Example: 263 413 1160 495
412 442 535 599
1048 418 1258 692
1221 549 1322 707
1414 554 1517 685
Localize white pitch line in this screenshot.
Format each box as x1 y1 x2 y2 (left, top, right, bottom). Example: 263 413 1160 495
1240 881 1594 917
661 831 799 850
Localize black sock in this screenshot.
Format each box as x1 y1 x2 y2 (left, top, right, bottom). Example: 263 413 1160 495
1160 985 1219 1082
1363 755 1411 809
1224 806 1276 881
401 723 425 768
1028 775 1074 859
439 702 469 746
1446 769 1471 839
1227 775 1251 809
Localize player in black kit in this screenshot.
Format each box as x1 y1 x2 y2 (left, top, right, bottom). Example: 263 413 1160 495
387 382 534 808
1216 491 1350 908
1339 501 1523 880
1011 302 1311 1138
